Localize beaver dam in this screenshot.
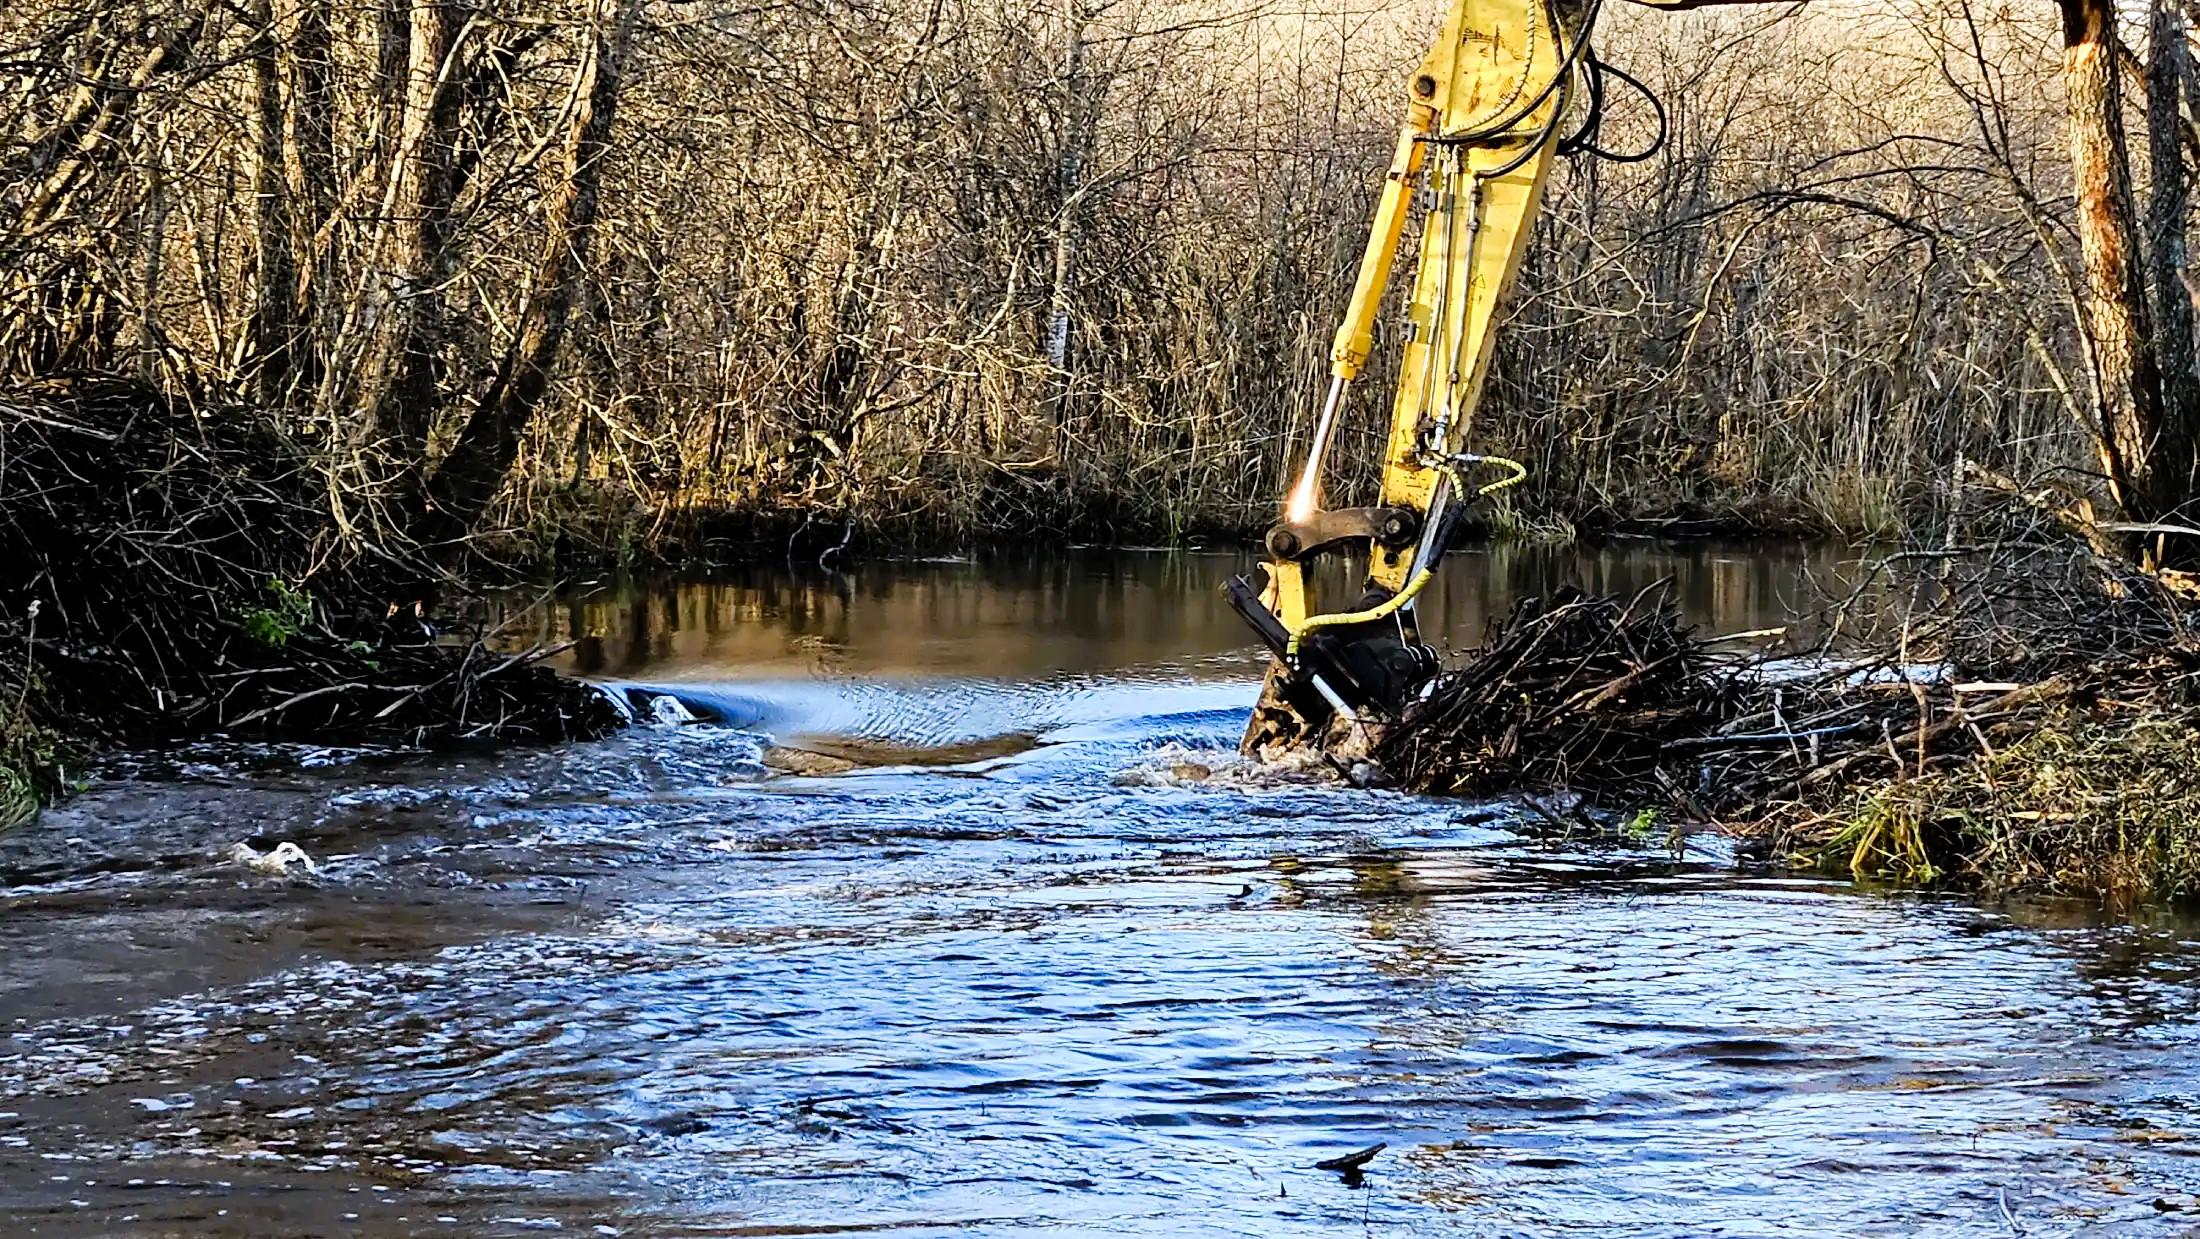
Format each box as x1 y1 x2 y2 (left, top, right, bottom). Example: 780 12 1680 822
1367 474 2200 901
7 377 2197 904
0 381 621 827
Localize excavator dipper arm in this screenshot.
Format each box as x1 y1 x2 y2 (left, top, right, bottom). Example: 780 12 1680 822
1230 0 1792 760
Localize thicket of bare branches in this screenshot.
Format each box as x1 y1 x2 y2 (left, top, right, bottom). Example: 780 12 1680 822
4 0 2199 553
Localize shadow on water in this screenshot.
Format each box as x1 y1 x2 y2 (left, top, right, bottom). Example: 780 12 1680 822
5 541 2200 1236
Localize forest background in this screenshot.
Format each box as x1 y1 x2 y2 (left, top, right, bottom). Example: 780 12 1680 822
3 0 2194 564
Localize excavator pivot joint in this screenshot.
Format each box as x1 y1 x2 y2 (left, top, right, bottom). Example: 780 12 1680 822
1263 505 1420 563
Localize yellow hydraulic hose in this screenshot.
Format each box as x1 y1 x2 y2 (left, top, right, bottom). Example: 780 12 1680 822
1287 566 1440 658
1469 453 1528 496
1284 455 1528 658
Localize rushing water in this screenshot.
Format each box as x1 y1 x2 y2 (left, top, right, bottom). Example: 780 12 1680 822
8 542 2200 1237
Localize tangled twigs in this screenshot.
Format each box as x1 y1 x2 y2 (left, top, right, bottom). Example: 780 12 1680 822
0 378 619 779
1376 582 1723 797
1372 489 2200 895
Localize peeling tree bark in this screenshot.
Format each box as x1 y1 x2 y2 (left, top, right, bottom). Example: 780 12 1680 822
2060 0 2174 518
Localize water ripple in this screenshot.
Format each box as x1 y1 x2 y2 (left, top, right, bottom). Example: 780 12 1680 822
7 649 2200 1235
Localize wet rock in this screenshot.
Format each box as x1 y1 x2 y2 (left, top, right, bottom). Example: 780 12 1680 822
646 694 699 727
1346 761 1390 788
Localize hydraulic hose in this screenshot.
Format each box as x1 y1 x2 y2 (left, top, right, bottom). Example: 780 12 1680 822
1286 566 1439 659
1467 453 1528 495
1283 454 1530 658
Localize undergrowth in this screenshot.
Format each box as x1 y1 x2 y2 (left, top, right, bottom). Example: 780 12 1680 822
0 380 625 827
1799 709 2200 902
0 653 79 830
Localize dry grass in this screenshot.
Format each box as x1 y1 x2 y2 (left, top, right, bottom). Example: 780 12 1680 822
1797 709 2200 901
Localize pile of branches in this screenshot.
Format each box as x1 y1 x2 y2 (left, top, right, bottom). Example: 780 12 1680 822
0 378 619 789
1374 583 1725 799
1374 475 2200 887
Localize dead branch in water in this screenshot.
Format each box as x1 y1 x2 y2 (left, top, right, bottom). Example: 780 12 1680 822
1375 583 1728 799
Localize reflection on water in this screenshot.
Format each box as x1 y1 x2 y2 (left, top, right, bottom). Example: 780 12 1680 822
5 542 2200 1238
516 541 1856 681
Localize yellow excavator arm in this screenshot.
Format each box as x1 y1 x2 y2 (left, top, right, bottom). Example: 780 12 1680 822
1228 0 1793 759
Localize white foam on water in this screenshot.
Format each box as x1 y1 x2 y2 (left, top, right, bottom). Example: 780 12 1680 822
600 669 1258 757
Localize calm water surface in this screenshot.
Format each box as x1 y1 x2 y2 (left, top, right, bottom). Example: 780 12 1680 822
7 543 2200 1237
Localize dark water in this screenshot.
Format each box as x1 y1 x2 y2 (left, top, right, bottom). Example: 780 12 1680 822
8 543 2200 1237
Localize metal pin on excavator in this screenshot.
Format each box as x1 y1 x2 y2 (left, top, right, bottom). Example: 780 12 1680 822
1227 0 1788 761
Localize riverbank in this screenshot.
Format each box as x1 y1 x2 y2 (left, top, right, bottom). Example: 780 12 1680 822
1787 703 2200 900
470 474 1873 582
0 382 623 821
1374 482 2200 905
1744 521 2200 903
1400 654 2200 907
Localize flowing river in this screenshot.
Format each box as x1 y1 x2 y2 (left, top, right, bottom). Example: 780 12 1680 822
8 542 2200 1236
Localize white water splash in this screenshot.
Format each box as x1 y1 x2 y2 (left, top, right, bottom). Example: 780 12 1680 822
227 840 319 877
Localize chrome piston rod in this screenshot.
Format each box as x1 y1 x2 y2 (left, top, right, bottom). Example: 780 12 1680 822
1284 375 1349 523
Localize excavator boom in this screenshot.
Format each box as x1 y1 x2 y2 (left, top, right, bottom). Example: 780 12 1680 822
1230 0 1793 759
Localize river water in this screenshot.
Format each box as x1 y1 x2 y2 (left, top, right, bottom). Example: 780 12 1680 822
7 543 2200 1237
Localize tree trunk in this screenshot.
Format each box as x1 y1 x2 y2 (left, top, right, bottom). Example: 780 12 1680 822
2146 0 2200 516
2060 0 2173 517
373 0 413 164
374 0 461 460
415 0 643 550
329 0 461 534
249 0 302 409
281 0 338 214
1042 0 1090 444
280 0 338 405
